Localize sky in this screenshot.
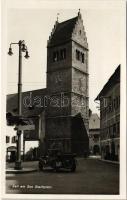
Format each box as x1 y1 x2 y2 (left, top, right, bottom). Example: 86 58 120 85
5 0 125 151
6 0 124 115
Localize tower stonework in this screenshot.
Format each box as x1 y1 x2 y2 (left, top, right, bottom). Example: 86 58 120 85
45 11 89 155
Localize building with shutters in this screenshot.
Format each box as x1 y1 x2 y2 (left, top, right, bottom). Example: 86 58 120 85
95 65 120 161
7 11 89 157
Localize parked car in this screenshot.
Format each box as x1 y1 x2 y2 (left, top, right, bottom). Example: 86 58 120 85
38 148 77 172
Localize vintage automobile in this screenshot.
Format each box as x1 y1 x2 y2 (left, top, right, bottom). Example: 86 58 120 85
38 148 77 172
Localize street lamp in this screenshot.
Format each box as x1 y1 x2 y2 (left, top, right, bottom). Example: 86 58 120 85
8 40 30 170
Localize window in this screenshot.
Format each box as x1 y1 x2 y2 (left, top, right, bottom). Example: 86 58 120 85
109 103 112 112
116 96 120 109
6 136 10 143
109 126 111 135
113 99 116 110
76 49 80 60
81 53 84 63
113 124 116 134
53 49 66 62
76 49 86 64
117 122 120 136
53 51 59 62
109 126 114 138
12 136 16 143
78 51 80 60
103 98 107 108
60 48 66 60
53 52 56 62
111 100 113 110
112 124 116 137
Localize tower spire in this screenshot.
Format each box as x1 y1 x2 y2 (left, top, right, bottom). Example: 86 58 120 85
78 8 81 18
57 13 60 22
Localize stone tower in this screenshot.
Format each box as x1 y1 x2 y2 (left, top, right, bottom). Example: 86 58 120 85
45 11 89 155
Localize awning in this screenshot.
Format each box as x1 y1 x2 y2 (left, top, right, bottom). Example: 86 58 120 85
7 146 16 152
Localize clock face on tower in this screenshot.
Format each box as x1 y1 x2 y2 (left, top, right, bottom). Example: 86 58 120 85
78 77 86 94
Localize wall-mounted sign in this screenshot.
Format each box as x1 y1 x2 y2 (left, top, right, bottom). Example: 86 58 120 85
16 124 35 131
23 116 39 141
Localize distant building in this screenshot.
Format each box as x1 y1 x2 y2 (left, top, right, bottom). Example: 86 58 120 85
89 112 100 155
95 65 120 161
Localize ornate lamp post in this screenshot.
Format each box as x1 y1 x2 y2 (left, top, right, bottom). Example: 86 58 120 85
8 40 30 170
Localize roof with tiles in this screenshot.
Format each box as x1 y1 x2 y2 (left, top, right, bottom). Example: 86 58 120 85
7 88 46 117
48 16 78 47
95 65 120 100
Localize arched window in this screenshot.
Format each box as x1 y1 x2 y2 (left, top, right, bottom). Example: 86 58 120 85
79 30 82 35
76 49 85 63
81 53 84 63
76 49 80 60
53 49 66 62
60 48 66 60
53 51 59 62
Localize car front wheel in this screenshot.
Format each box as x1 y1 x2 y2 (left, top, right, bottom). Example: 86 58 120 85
70 161 76 172
38 161 44 171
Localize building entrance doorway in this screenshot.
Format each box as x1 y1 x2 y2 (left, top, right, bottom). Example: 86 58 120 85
93 145 100 155
7 146 16 162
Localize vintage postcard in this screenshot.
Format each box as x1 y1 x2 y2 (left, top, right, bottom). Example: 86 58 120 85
1 0 126 199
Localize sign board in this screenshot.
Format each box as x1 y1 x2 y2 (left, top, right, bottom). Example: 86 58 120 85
23 116 39 141
16 124 35 131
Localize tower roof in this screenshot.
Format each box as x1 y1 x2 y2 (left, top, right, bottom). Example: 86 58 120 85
48 16 78 47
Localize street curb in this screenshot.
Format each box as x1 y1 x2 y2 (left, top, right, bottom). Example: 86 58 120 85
6 168 38 174
98 159 119 165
